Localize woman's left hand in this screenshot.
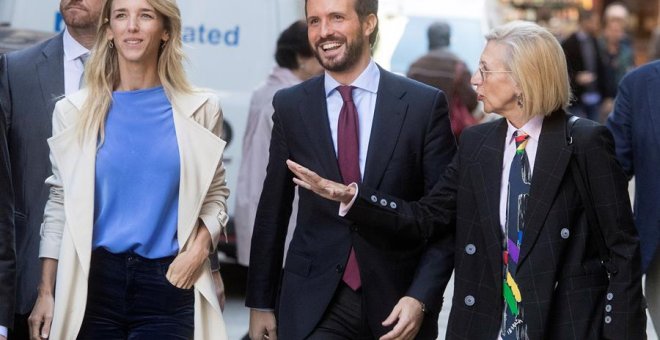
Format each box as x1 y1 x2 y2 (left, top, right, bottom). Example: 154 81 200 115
166 247 208 289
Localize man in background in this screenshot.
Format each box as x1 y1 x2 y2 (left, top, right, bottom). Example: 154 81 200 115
407 21 478 137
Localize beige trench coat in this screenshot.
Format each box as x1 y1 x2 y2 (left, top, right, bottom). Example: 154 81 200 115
39 89 229 339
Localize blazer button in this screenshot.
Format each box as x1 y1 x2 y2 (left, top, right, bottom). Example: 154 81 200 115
465 244 476 255
351 226 359 232
336 264 344 273
389 201 397 209
371 195 378 203
380 199 388 207
605 304 612 312
560 228 570 239
604 316 612 324
606 292 614 301
464 295 475 307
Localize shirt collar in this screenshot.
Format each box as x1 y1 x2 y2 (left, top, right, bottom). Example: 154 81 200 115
62 27 90 62
506 115 544 145
324 59 380 97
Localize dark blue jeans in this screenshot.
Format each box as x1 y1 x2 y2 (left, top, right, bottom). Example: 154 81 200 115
77 248 194 339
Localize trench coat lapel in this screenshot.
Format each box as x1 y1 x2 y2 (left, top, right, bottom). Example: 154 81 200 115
169 91 226 250
47 90 96 277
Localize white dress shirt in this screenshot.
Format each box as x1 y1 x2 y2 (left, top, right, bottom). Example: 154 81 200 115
62 28 90 95
324 59 380 179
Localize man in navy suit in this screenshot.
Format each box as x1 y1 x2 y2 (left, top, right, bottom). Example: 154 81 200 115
245 0 456 339
607 60 660 334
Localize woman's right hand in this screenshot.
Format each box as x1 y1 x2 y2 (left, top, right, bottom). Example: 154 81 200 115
28 290 54 340
286 160 356 204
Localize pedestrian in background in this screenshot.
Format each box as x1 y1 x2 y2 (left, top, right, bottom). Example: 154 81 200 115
0 0 103 337
28 0 229 338
407 21 478 138
234 20 322 270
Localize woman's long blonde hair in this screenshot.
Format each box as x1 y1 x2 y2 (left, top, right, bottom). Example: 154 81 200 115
78 0 192 143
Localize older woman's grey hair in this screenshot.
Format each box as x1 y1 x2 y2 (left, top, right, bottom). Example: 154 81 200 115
485 21 572 119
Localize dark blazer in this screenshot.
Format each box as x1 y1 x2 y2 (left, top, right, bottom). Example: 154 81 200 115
347 111 645 339
0 33 64 315
0 100 16 329
246 66 457 339
562 32 608 104
607 60 660 273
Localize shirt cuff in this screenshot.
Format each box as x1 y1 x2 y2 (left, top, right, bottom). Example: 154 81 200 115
338 183 359 217
0 325 7 338
252 308 274 312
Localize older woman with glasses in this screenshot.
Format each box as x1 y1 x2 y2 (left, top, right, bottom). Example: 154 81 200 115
287 21 645 339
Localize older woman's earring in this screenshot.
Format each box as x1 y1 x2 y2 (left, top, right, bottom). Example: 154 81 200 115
161 40 167 48
108 40 114 49
517 94 524 108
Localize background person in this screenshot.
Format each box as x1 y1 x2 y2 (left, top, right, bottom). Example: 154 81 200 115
246 0 456 339
289 20 646 339
407 21 478 138
28 0 229 338
607 59 660 336
0 1 103 337
234 19 322 270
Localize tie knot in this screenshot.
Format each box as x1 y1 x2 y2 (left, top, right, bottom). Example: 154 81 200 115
514 130 529 151
337 85 354 103
79 53 90 66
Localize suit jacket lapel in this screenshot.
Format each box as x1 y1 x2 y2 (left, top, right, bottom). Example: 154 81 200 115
36 33 65 114
472 119 508 284
169 91 226 250
517 110 573 269
647 65 660 145
299 76 343 182
363 68 408 188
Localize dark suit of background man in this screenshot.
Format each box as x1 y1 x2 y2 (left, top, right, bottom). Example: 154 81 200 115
246 0 456 339
562 10 607 122
0 100 16 340
0 0 103 338
607 60 660 335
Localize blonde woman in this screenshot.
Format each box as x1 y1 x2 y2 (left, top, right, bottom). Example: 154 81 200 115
28 0 228 338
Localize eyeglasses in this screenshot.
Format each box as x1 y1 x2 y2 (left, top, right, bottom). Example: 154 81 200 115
478 66 512 80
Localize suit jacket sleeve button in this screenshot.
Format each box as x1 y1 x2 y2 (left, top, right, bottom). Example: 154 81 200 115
465 244 476 255
606 292 614 301
605 304 612 312
560 228 570 239
604 316 612 324
380 199 388 206
371 195 378 203
389 201 397 209
464 295 475 306
336 264 344 273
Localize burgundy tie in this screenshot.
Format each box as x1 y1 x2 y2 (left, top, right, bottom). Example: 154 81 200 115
337 85 361 290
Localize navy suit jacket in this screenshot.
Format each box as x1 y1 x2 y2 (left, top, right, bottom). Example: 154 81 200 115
0 98 16 329
607 60 660 273
0 33 64 315
347 111 645 339
246 66 456 339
